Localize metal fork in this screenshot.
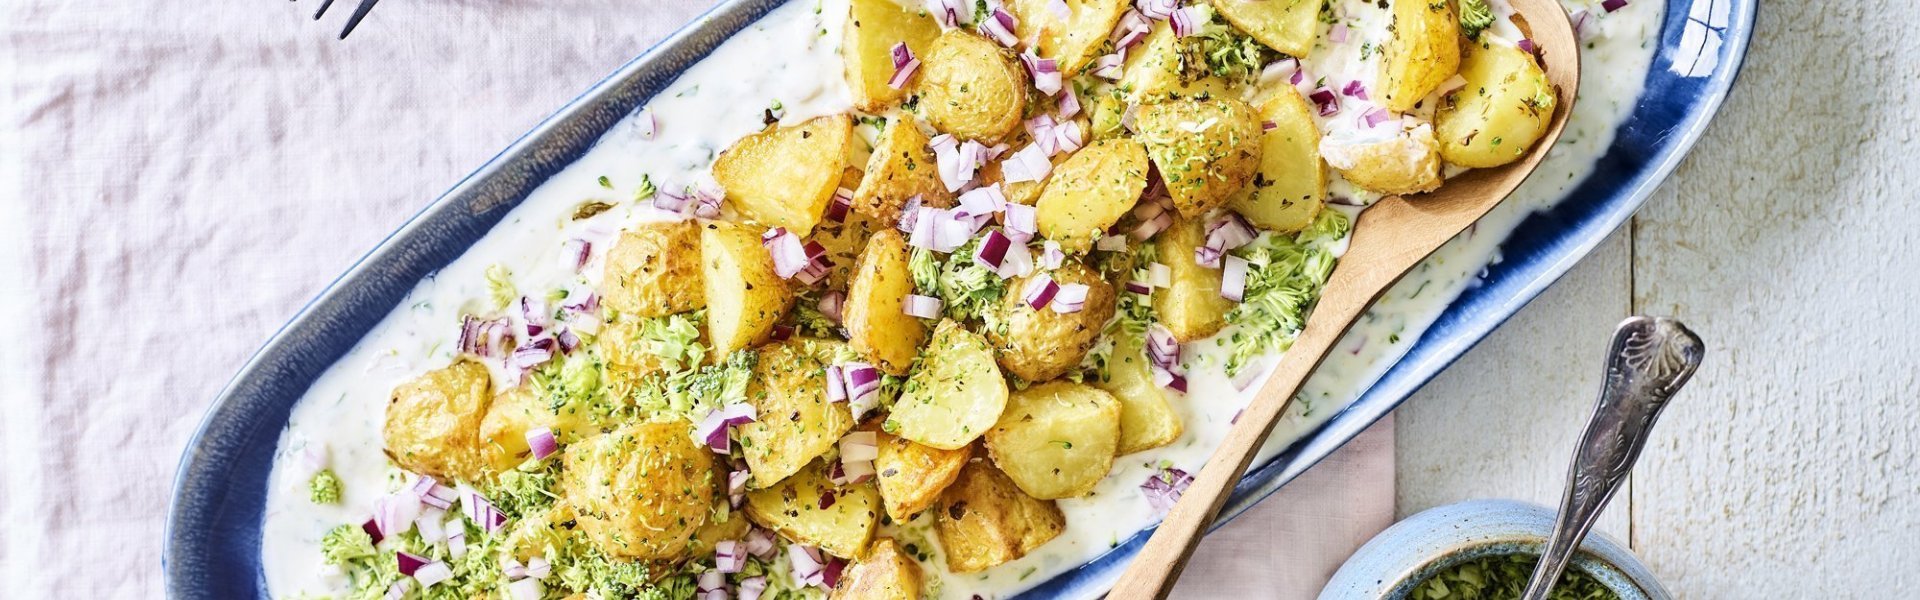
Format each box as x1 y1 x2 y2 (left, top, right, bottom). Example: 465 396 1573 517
300 0 381 39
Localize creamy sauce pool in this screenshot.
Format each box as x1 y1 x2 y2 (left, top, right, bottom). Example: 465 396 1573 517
261 0 1665 596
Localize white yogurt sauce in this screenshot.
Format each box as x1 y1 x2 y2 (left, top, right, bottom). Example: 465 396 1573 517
261 0 1665 597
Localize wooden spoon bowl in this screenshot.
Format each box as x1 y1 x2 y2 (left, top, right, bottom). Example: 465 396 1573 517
1106 0 1582 597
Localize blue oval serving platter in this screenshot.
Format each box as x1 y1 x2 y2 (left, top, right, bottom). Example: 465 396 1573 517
165 0 1755 597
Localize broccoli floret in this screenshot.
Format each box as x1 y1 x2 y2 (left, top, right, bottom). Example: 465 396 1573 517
1459 0 1496 39
484 264 516 311
308 469 342 505
320 524 376 566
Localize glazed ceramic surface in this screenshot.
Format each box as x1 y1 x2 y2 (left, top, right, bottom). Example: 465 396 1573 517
1319 499 1672 600
164 0 1755 596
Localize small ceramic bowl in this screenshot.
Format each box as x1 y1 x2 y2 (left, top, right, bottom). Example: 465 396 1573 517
1319 499 1671 600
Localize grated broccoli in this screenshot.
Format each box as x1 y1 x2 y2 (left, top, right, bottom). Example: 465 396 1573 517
1221 210 1348 375
308 469 342 505
320 524 375 566
1459 0 1496 40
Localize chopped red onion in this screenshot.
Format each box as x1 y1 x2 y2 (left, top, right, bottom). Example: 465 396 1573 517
525 427 558 461
1020 52 1063 96
1517 38 1538 54
819 291 845 324
1037 240 1065 269
1260 58 1299 87
739 576 769 600
507 578 543 600
1112 9 1151 49
1136 0 1176 20
1057 88 1081 118
889 56 922 90
560 238 592 271
1051 283 1089 313
1096 234 1128 252
973 229 1013 271
521 296 551 337
1341 79 1368 100
693 182 726 218
1025 114 1058 155
1194 244 1224 268
1220 255 1249 302
904 294 943 319
385 580 411 600
693 403 757 453
1092 52 1126 79
1130 212 1173 240
958 185 1006 217
1570 9 1597 40
841 431 880 462
1149 262 1171 287
1048 0 1071 19
654 189 692 214
841 361 883 420
935 212 977 252
826 364 847 402
995 240 1034 279
1205 213 1257 250
715 540 748 573
744 528 777 559
634 109 657 140
1125 280 1152 295
526 556 551 579
1024 275 1060 310
698 570 727 596
361 518 384 545
446 524 468 559
1262 120 1277 132
979 8 1019 47
1054 120 1084 154
1601 0 1628 12
396 552 430 577
555 328 581 354
770 323 795 341
414 513 446 543
1003 203 1038 242
1362 106 1392 128
1140 466 1193 514
375 491 423 538
827 187 854 222
1001 143 1053 183
1169 6 1202 37
1329 22 1348 43
1290 67 1306 86
764 229 811 279
1152 365 1189 392
460 486 508 533
502 556 528 580
930 134 982 192
1146 324 1180 370
1309 87 1340 116
824 558 848 588
836 458 876 485
789 544 828 588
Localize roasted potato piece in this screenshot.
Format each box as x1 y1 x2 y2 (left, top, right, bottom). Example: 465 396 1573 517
385 361 493 481
1436 41 1556 168
1009 0 1131 75
933 458 1066 573
1152 216 1234 340
1380 0 1462 112
702 220 794 358
1035 138 1150 253
890 320 1008 450
984 381 1122 499
1136 97 1265 217
844 0 943 111
874 431 970 520
831 538 925 600
984 262 1117 381
854 118 954 221
744 458 883 559
916 31 1028 142
844 229 930 375
814 168 883 291
1210 0 1322 58
740 340 856 487
1228 89 1325 233
714 115 854 236
1119 23 1235 103
1088 91 1129 140
1321 123 1444 195
477 386 566 474
560 421 718 561
976 129 1050 207
1093 333 1183 454
601 221 705 318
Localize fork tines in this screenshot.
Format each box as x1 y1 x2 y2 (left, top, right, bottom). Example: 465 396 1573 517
302 0 381 39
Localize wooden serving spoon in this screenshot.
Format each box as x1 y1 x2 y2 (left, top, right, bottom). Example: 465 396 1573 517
1106 1 1582 597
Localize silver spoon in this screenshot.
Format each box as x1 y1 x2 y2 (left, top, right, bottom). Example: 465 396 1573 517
1521 316 1705 600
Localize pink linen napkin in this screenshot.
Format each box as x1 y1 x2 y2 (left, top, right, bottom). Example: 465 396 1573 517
0 0 1394 596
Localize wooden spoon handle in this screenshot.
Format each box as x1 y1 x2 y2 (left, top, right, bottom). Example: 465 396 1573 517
1104 234 1412 599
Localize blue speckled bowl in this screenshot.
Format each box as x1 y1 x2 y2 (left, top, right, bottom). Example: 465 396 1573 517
163 0 1755 597
1319 500 1671 600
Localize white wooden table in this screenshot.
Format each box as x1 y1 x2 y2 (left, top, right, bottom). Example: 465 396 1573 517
1394 1 1920 596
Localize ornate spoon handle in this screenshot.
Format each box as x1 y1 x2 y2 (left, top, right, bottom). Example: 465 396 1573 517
1521 316 1705 600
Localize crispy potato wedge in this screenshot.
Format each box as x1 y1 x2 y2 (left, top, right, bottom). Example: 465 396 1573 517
916 31 1028 141
601 221 706 318
1093 333 1183 454
855 117 954 222
1088 91 1129 140
702 220 794 359
844 229 930 375
984 381 1122 499
1136 97 1265 217
714 115 854 236
874 431 970 520
890 320 1008 450
831 538 925 600
933 458 1066 573
560 421 718 561
1228 89 1326 233
1436 41 1556 168
1151 216 1234 341
1009 0 1131 75
1380 0 1462 112
1036 138 1150 254
814 167 883 291
845 0 944 111
1210 0 1323 58
744 458 884 559
1322 123 1444 195
385 361 494 482
1119 23 1235 103
740 340 856 487
984 262 1117 381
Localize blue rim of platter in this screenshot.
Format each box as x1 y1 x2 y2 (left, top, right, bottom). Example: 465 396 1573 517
163 0 1756 596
